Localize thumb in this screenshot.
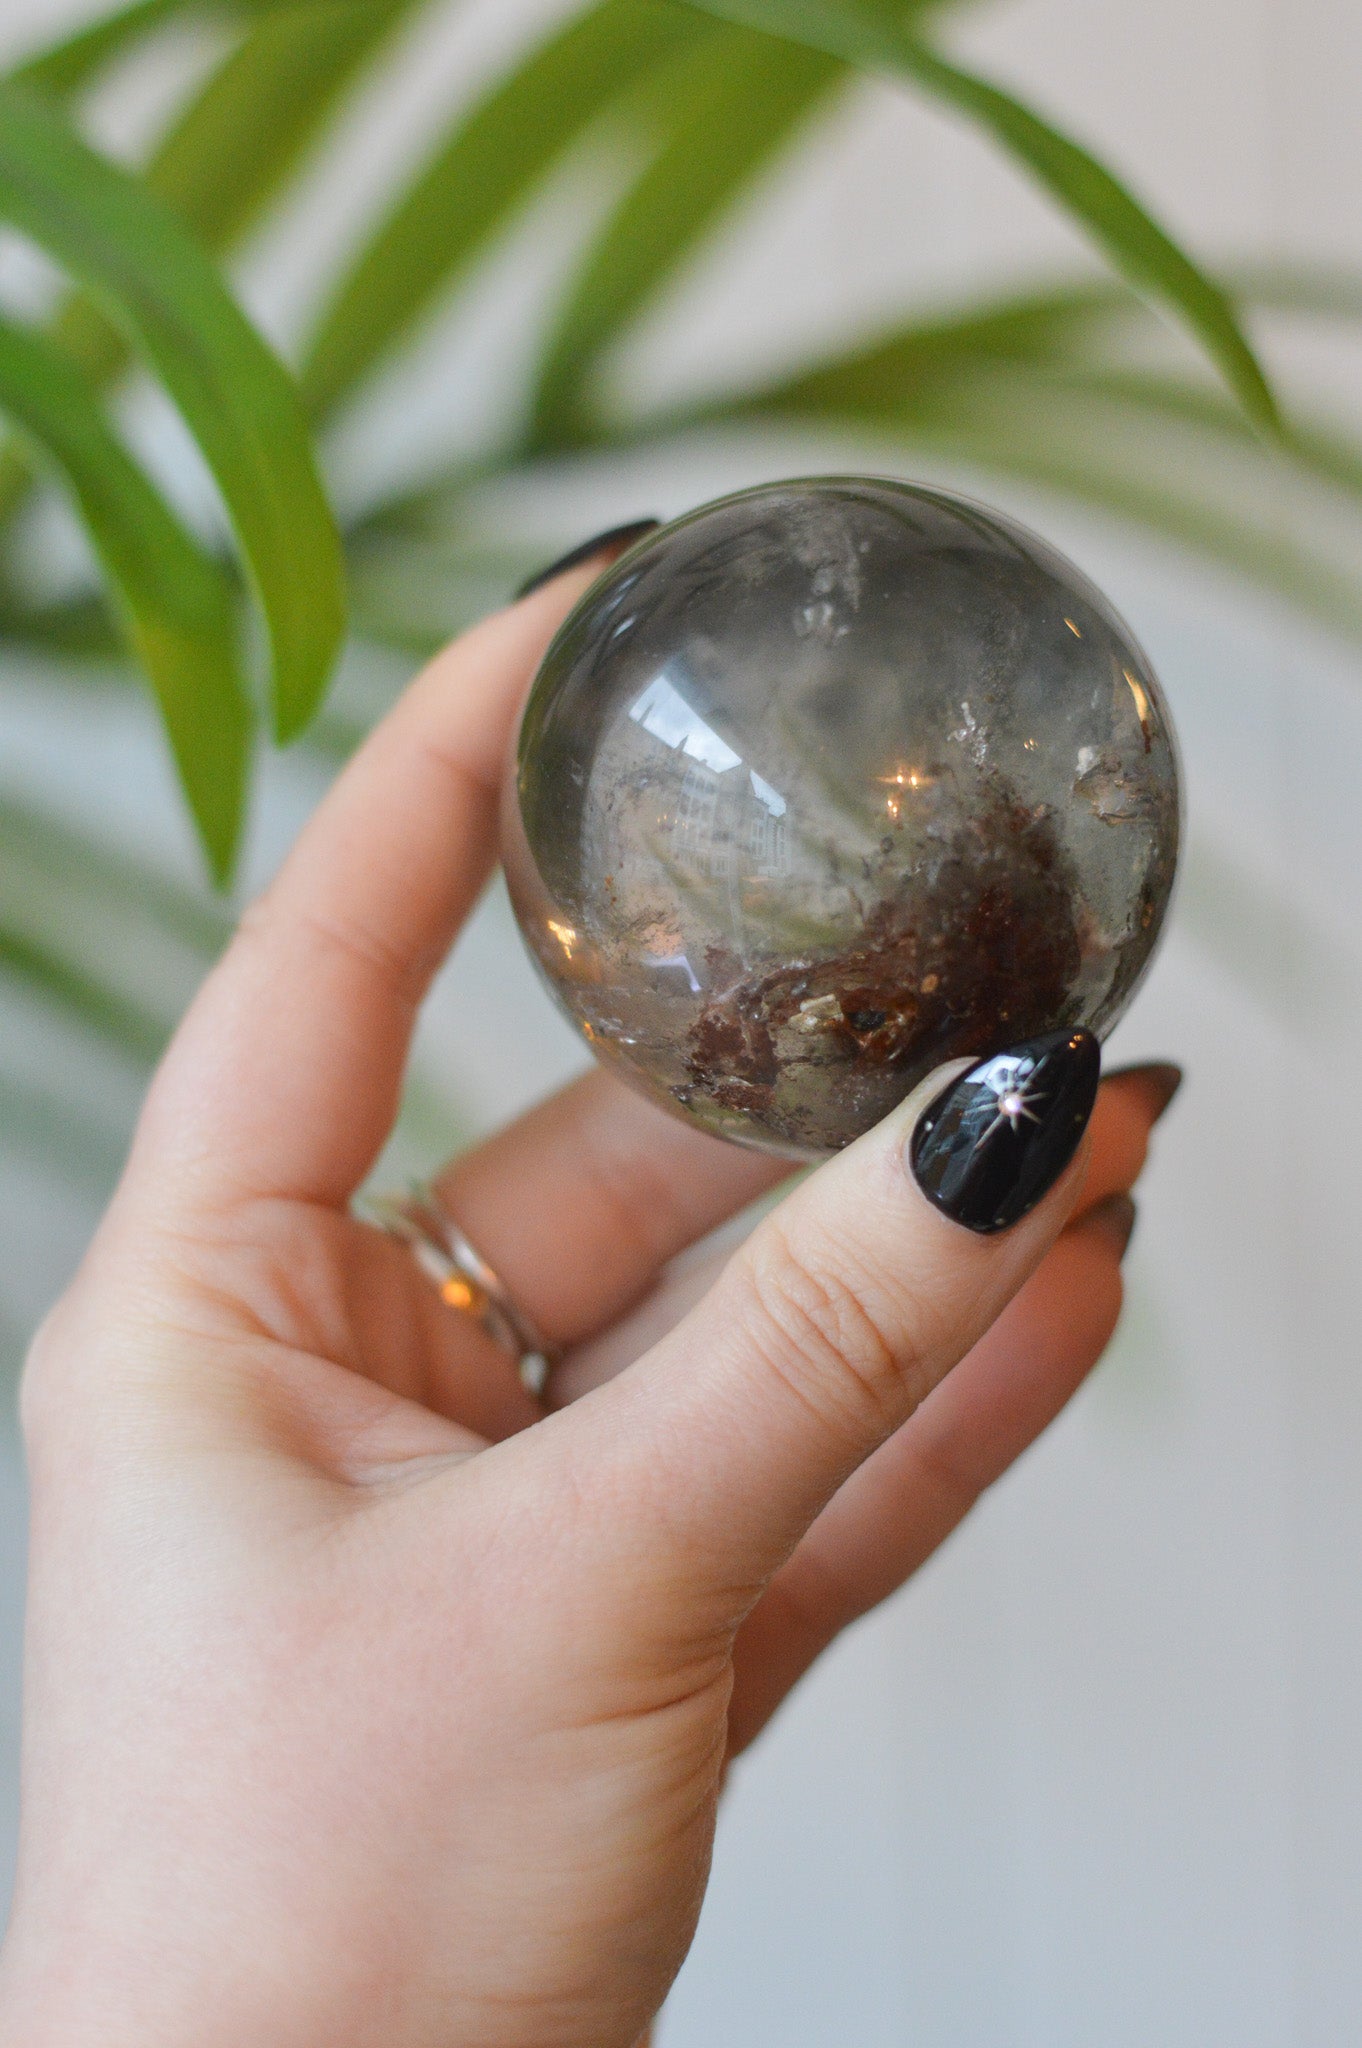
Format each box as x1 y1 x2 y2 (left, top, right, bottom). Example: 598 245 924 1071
567 1029 1100 1605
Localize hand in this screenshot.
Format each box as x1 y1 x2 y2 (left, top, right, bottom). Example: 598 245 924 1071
0 556 1175 2048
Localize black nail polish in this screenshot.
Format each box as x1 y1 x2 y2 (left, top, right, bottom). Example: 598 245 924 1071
515 519 662 600
909 1029 1101 1234
1104 1060 1183 1122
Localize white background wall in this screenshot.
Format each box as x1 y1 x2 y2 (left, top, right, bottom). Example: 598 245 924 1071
2 1 1362 2042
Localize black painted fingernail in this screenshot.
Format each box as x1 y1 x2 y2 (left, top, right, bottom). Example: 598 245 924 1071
1104 1060 1183 1122
909 1029 1101 1234
515 519 662 599
1086 1191 1137 1260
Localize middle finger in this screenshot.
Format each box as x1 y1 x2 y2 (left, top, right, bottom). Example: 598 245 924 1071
433 1065 793 1350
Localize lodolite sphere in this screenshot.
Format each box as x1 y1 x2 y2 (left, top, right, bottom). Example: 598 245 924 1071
502 477 1181 1158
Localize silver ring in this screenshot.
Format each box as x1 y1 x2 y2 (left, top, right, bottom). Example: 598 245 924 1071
362 1182 558 1398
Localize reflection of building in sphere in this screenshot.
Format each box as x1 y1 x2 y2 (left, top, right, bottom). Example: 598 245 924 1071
745 779 789 877
669 761 791 884
674 763 725 882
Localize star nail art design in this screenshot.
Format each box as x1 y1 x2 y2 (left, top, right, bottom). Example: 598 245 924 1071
975 1054 1048 1144
909 1029 1100 1233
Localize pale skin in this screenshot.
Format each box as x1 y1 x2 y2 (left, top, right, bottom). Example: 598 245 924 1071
0 553 1173 2048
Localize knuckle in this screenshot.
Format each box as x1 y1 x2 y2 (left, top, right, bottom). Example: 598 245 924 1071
235 890 427 1009
737 1219 923 1445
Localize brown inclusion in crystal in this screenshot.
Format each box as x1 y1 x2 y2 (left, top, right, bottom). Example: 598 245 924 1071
681 781 1082 1151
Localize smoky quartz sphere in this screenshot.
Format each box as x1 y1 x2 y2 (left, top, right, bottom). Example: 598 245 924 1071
502 478 1181 1158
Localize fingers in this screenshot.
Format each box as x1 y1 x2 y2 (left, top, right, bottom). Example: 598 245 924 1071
434 1068 792 1348
125 567 607 1216
546 1062 1179 1396
1079 1062 1180 1207
725 1193 1133 1751
553 1033 1101 1607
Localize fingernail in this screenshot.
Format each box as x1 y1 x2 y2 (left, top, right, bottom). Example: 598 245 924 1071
909 1028 1101 1235
1086 1191 1137 1260
515 519 662 599
1104 1060 1184 1123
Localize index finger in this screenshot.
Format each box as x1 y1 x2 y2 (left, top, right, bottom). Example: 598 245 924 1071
127 569 600 1214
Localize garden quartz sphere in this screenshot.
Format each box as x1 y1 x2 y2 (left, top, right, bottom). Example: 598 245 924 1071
502 479 1180 1158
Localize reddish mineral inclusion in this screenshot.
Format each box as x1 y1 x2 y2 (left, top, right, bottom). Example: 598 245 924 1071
502 478 1181 1158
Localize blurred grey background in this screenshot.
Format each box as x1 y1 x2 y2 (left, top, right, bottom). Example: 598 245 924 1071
2 1 1362 2041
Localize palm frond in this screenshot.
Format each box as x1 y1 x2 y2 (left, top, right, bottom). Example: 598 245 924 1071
0 0 422 525
298 0 698 420
680 0 1276 427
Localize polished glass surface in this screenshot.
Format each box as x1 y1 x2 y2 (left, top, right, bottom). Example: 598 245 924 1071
502 478 1181 1157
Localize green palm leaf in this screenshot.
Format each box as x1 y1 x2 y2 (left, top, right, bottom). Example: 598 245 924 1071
529 20 843 445
0 1070 129 1189
0 789 230 1063
0 78 346 746
890 39 1276 431
721 342 1362 630
1035 364 1362 504
8 0 325 100
657 276 1122 419
681 0 1276 430
0 314 250 879
0 0 423 525
143 0 421 248
9 0 217 99
11 0 421 384
298 0 697 420
0 924 170 1065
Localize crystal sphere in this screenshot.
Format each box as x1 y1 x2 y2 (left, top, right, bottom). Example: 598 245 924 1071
502 477 1181 1158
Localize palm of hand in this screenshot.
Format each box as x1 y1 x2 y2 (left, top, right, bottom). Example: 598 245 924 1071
23 1190 724 2048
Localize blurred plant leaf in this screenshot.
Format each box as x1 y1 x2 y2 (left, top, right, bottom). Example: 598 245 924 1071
1220 261 1362 326
358 267 1362 645
888 41 1278 432
529 22 842 444
134 0 421 251
718 338 1362 629
0 1069 129 1188
0 79 346 746
1037 365 1362 503
7 0 334 100
681 0 1277 430
0 789 229 1064
0 923 169 1063
0 589 122 658
8 0 219 99
344 526 540 655
0 786 232 952
660 276 1126 417
0 0 423 525
0 313 250 877
298 0 697 420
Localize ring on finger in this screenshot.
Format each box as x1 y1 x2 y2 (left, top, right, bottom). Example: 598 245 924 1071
363 1182 558 1397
